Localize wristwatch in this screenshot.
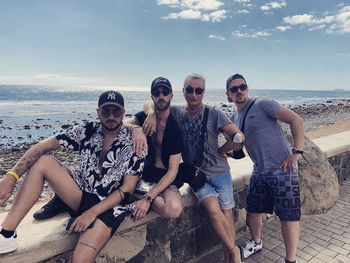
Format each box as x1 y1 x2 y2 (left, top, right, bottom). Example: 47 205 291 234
292 148 304 155
143 194 153 203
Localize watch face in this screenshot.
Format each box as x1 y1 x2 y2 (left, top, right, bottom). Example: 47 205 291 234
145 195 152 202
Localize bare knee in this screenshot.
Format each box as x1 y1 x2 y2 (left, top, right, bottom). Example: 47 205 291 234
29 155 57 173
162 200 183 218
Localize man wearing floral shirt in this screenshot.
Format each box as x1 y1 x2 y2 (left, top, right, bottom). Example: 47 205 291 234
0 91 145 261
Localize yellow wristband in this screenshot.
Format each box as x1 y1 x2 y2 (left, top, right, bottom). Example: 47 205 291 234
7 171 19 181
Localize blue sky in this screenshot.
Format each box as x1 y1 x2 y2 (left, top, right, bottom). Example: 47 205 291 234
0 0 349 90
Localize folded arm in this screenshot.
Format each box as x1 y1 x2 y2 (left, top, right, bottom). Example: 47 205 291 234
218 123 245 156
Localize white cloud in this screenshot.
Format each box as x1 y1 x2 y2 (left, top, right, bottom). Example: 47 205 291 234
260 1 287 11
234 0 250 2
282 5 350 34
276 25 291 31
232 30 271 38
337 52 350 56
157 0 179 5
181 0 224 11
208 34 226 40
283 14 315 25
237 9 250 14
160 0 227 22
209 9 227 22
162 9 202 20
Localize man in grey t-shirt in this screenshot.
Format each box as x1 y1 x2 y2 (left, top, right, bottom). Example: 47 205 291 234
144 74 245 263
225 74 304 263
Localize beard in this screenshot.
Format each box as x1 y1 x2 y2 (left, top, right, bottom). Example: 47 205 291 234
101 120 122 131
155 100 171 112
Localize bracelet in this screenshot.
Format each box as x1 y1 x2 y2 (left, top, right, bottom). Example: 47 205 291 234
131 125 141 132
7 170 19 181
117 189 125 201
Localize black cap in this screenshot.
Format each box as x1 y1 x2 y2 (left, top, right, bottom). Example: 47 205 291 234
151 77 172 91
226 74 246 90
98 90 124 109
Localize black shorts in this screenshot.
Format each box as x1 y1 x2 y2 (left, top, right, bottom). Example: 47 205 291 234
142 166 183 188
247 167 301 221
68 191 130 237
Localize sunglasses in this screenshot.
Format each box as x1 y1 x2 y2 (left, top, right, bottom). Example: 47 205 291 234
100 108 123 118
185 86 204 95
151 87 172 97
228 83 247 93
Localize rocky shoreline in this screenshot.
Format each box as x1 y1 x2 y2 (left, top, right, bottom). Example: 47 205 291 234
1 99 350 211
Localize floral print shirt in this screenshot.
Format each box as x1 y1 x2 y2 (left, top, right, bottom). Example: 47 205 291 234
56 122 145 216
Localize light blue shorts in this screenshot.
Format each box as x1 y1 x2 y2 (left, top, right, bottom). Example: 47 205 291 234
192 170 235 210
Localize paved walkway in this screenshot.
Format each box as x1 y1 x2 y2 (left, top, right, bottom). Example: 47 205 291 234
198 179 350 263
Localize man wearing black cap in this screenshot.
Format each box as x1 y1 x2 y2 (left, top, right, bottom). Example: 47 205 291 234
0 91 145 261
126 77 183 221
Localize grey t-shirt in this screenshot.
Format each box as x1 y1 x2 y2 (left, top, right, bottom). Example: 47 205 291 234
231 97 291 174
170 105 231 177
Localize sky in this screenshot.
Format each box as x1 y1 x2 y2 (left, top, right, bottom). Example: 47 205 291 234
0 0 349 91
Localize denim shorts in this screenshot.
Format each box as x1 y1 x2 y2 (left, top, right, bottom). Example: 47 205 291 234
192 170 235 210
247 166 301 221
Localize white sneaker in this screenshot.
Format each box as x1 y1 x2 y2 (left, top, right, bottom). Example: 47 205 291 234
0 226 18 254
242 239 262 258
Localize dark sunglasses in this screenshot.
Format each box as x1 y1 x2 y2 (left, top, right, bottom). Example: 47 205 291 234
151 87 172 97
100 108 123 118
185 86 204 95
228 83 247 93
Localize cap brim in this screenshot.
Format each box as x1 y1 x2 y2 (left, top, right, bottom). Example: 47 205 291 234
98 102 124 109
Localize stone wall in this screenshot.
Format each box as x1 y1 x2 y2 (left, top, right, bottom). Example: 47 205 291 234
41 151 350 263
328 152 350 183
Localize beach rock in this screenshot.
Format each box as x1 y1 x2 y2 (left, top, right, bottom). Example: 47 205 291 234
288 135 339 215
61 124 71 129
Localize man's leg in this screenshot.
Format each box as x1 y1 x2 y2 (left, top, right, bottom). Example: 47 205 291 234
151 185 182 218
1 155 82 231
72 219 111 263
202 197 241 263
246 212 263 242
33 194 69 220
281 220 299 262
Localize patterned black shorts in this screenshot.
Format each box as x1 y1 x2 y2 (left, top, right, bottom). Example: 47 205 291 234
247 167 301 221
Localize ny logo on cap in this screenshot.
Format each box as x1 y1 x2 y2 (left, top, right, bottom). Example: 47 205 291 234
107 92 116 100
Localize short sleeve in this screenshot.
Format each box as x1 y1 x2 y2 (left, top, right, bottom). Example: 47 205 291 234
55 124 87 151
259 98 281 118
211 107 231 130
125 153 145 177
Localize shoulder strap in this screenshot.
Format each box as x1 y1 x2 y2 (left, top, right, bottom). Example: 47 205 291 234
201 106 209 134
240 98 258 133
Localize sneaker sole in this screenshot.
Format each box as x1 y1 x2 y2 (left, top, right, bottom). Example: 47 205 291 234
243 247 262 259
0 244 18 254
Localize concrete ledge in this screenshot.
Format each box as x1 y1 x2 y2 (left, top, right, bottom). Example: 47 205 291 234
1 131 350 262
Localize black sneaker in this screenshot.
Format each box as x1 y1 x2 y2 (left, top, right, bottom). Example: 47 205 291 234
33 194 69 220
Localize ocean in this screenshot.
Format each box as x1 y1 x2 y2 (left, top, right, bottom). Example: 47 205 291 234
1 85 350 146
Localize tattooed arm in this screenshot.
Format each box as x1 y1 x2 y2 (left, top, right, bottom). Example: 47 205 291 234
0 137 60 205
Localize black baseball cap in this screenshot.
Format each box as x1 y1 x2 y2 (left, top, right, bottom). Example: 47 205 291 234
226 74 246 90
151 77 172 91
98 90 124 109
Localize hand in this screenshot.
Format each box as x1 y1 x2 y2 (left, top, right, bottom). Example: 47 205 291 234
143 112 156 136
0 174 16 206
68 209 97 234
132 127 148 156
280 154 301 172
132 198 151 221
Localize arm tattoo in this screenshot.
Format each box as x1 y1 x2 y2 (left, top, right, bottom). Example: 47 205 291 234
78 242 97 251
13 149 43 176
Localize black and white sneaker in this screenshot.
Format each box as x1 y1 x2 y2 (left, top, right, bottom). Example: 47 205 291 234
0 226 18 254
242 239 262 258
